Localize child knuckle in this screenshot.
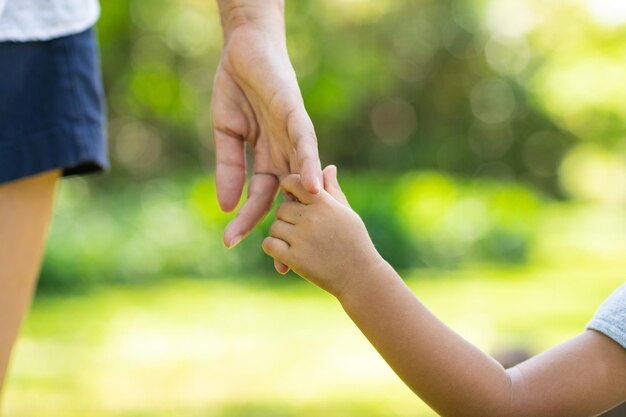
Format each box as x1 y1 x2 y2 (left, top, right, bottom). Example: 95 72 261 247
275 205 284 219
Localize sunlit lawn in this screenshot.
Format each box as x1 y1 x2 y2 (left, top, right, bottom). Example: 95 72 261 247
3 263 623 417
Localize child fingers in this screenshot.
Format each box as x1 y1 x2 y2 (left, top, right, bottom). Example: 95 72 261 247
274 259 290 275
323 165 351 208
275 202 304 224
262 236 290 265
282 190 296 202
280 174 317 204
269 219 295 242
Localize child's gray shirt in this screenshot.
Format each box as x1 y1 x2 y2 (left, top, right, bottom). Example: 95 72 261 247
587 284 626 349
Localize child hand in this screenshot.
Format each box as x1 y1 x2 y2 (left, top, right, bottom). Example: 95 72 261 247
263 166 384 298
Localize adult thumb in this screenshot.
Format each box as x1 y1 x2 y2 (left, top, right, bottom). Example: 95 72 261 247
287 106 322 194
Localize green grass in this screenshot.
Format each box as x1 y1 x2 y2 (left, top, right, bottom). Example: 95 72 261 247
3 265 623 417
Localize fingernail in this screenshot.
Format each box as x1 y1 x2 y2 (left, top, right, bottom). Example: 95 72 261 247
313 178 321 194
228 235 242 249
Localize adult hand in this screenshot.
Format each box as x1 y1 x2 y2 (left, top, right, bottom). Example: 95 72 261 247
212 1 322 266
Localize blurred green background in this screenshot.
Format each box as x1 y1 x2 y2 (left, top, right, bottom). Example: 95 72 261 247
4 0 626 415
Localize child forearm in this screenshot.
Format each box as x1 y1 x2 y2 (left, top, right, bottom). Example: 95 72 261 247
338 260 517 416
266 173 626 416
337 261 626 416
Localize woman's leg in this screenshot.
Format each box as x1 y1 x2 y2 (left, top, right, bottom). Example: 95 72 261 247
0 170 59 395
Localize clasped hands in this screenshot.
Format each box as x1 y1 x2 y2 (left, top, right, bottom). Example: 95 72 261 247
212 1 381 284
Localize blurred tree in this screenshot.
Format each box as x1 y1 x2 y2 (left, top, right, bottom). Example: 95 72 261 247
96 0 626 197
39 0 626 288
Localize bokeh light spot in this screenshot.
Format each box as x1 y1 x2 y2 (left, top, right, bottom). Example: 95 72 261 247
486 0 537 39
370 98 416 145
470 78 516 124
586 0 626 27
485 37 531 75
559 144 626 204
114 120 163 174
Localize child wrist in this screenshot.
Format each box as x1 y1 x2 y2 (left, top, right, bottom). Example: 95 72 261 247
335 255 391 303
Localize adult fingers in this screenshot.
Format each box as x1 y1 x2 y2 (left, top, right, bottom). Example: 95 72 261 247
214 129 246 212
287 107 322 194
275 201 305 224
323 165 351 208
262 236 290 266
224 173 279 248
280 174 318 205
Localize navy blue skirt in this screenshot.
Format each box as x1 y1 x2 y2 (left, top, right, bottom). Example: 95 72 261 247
0 27 108 184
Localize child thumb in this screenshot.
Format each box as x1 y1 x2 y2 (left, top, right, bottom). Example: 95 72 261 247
323 165 350 208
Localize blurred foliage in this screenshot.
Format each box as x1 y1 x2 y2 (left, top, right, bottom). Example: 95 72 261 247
11 2 626 413
41 172 541 288
7 270 624 416
40 0 626 287
41 171 626 289
96 0 626 197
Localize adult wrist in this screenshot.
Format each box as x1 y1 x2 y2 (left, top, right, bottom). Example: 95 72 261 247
217 0 285 42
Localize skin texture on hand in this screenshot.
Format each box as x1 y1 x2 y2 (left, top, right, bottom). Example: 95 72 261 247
263 166 626 415
212 1 322 253
263 166 383 297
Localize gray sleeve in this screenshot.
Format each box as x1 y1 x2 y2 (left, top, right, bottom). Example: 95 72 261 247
586 284 626 349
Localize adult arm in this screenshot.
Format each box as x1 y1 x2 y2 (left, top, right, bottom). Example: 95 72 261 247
212 0 321 255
